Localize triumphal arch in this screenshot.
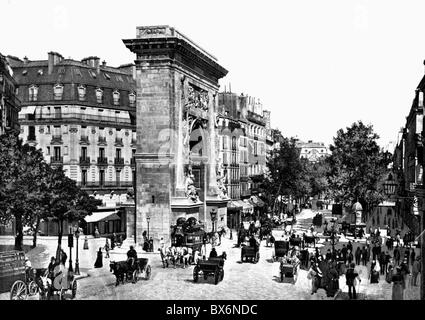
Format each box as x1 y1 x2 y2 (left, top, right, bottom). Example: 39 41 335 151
123 26 229 246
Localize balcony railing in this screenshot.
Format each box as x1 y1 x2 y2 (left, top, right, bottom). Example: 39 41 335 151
79 156 91 166
20 112 132 125
115 137 123 146
80 135 89 144
97 157 108 165
50 156 63 164
78 181 133 188
98 136 107 144
114 157 125 166
51 135 63 144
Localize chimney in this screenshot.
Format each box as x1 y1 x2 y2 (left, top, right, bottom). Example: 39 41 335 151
82 56 100 73
48 52 63 75
102 60 107 67
23 56 29 64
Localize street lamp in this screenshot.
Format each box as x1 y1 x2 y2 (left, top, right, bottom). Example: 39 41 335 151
210 209 217 233
146 215 151 241
74 226 80 275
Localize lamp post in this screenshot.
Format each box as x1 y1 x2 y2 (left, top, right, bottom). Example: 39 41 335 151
210 209 217 233
68 227 73 272
74 226 80 275
146 215 151 241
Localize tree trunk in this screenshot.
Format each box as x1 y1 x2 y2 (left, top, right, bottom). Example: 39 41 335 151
32 216 41 248
14 213 23 251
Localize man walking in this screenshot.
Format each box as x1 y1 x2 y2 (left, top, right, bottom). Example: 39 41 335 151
355 247 361 266
346 263 361 300
394 245 401 266
411 256 421 286
361 246 368 266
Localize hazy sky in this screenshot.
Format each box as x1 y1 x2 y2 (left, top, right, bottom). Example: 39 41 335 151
2 0 425 149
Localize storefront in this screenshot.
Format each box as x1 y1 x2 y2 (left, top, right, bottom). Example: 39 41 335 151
84 208 124 237
227 201 243 229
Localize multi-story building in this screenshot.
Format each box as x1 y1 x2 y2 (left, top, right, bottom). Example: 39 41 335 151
7 52 137 236
0 52 20 135
296 140 330 162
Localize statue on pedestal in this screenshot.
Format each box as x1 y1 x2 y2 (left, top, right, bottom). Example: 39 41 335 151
185 166 199 202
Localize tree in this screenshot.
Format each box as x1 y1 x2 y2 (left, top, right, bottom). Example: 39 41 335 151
327 121 391 214
302 158 330 198
0 129 48 250
259 137 304 211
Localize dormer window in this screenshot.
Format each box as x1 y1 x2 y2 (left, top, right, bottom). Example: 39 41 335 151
89 70 97 79
95 88 103 104
22 70 28 76
129 92 136 106
112 90 120 106
53 84 64 100
77 85 86 101
103 73 111 80
29 85 38 102
37 69 43 76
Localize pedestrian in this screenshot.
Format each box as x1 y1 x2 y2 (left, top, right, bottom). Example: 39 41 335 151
160 237 165 250
410 249 416 267
361 246 368 266
341 245 348 263
104 238 110 258
394 245 401 266
94 247 103 268
347 240 353 253
369 260 380 284
345 262 361 300
308 261 323 295
378 251 386 275
94 227 100 238
83 235 89 250
391 267 405 300
111 232 116 250
384 251 391 275
142 231 149 252
149 237 154 252
411 256 421 287
399 258 410 289
386 263 394 284
347 250 354 265
355 247 361 265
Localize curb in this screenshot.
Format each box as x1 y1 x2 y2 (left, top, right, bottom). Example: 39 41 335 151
74 272 89 280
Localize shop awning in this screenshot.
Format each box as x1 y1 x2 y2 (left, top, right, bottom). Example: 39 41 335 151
236 200 253 212
250 196 265 207
19 106 36 115
227 201 243 210
84 210 120 223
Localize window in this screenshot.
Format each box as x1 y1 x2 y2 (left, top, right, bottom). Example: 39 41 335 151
29 85 38 101
47 146 50 155
89 70 97 78
95 88 103 103
116 75 123 82
74 68 82 77
54 147 61 160
81 147 87 160
232 136 237 150
37 69 43 76
99 170 105 186
116 169 121 186
116 148 122 159
53 84 63 100
28 126 36 141
254 142 258 156
113 90 120 106
99 147 105 159
103 73 111 80
129 92 136 106
77 85 86 101
46 125 51 134
54 107 61 119
81 170 87 186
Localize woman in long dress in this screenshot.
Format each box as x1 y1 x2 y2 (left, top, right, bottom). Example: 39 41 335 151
94 247 103 268
391 267 405 300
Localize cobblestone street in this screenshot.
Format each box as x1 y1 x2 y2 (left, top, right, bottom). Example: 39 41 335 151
1 209 419 300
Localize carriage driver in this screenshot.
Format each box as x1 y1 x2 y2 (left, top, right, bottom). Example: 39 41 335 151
127 246 138 269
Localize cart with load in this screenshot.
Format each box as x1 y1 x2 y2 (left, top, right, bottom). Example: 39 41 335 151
109 257 151 285
280 262 295 282
0 251 42 300
272 240 289 262
193 257 225 285
241 244 260 263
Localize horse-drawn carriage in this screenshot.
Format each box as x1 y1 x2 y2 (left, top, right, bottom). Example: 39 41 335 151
279 262 295 282
272 240 289 262
110 258 151 286
0 251 40 300
193 256 225 285
241 244 260 263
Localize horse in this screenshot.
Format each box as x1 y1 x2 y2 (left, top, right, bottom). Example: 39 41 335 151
109 261 130 286
303 233 316 248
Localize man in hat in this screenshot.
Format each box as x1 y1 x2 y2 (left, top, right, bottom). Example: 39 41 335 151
345 262 361 299
411 256 421 286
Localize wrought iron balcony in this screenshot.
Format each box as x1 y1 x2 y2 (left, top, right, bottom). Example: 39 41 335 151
115 137 123 146
79 156 91 166
114 157 125 166
97 157 108 165
98 136 107 144
80 135 90 144
50 156 63 164
51 135 63 144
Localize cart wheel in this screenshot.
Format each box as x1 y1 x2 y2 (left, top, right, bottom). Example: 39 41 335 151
71 281 77 299
220 269 224 281
145 265 152 280
28 280 38 296
132 270 139 283
193 266 199 283
214 270 220 285
10 280 27 300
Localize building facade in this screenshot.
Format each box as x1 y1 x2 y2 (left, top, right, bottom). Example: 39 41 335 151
296 140 330 162
7 53 137 202
6 53 137 236
0 52 20 135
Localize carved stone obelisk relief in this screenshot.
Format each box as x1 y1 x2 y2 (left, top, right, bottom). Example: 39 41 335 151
123 26 228 246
